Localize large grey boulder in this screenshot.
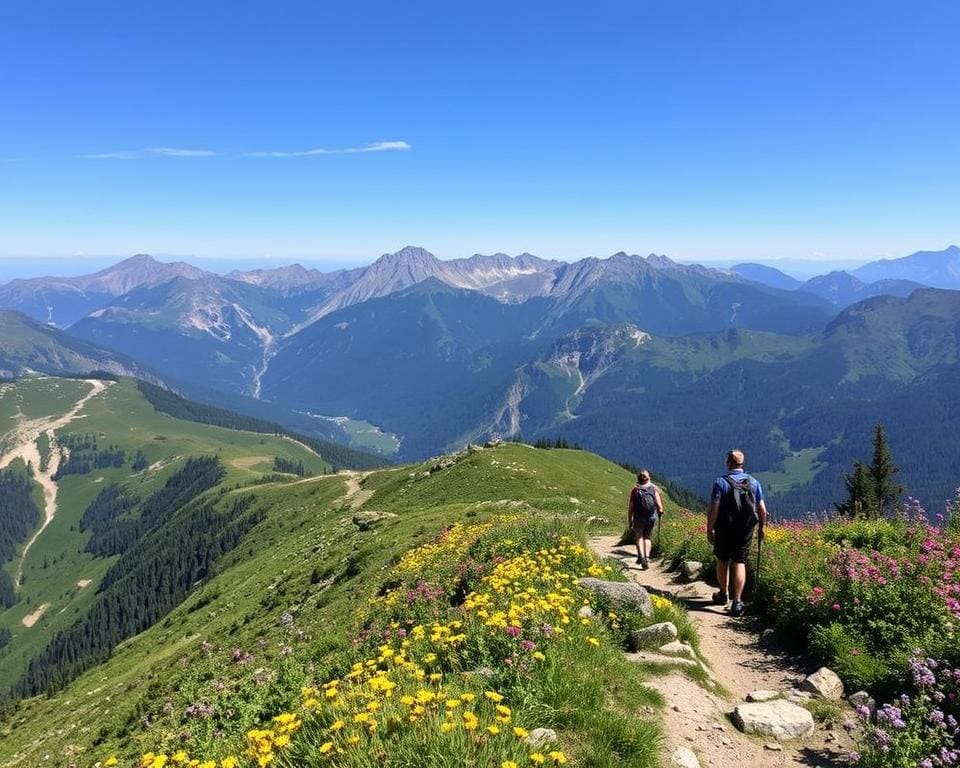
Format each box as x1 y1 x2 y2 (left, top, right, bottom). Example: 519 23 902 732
627 621 678 651
577 578 653 616
801 667 844 700
733 700 815 740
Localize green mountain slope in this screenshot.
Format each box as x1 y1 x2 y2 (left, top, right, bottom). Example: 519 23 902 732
0 377 333 696
0 309 154 380
524 289 960 515
0 441 673 767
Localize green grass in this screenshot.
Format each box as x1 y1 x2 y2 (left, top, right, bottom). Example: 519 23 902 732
0 412 692 768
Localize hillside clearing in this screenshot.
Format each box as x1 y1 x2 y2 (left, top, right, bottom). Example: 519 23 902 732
20 603 49 628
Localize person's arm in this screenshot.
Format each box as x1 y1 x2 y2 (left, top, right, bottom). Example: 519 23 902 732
627 487 635 528
757 499 768 541
706 498 719 544
654 486 664 516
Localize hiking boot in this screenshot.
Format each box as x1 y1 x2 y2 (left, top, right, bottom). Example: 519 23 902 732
729 600 745 617
711 590 728 606
636 556 643 565
641 557 649 570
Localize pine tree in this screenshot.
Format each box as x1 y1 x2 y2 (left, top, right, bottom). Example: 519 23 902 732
837 460 877 518
869 423 902 518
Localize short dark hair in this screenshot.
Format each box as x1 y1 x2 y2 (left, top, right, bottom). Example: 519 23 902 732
637 469 651 483
726 450 745 468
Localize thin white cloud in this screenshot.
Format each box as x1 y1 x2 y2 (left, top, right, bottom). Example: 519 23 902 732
79 147 216 159
147 147 216 157
245 140 412 158
78 151 140 160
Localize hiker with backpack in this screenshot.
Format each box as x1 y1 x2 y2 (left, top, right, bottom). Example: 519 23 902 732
628 469 663 569
706 449 767 617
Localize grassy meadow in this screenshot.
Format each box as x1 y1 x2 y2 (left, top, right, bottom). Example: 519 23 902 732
0 433 688 768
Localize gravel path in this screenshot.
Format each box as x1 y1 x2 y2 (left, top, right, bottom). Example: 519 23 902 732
590 534 855 768
0 379 111 591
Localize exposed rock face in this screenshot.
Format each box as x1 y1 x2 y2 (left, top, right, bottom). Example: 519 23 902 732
732 700 815 740
627 622 678 651
801 667 844 700
577 578 653 617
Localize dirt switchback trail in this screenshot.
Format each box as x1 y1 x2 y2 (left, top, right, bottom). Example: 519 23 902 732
0 379 111 591
590 534 854 768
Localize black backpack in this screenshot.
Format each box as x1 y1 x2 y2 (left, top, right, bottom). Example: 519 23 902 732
635 486 658 518
720 474 759 528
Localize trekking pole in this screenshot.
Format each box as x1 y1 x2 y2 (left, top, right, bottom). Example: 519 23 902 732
754 535 763 602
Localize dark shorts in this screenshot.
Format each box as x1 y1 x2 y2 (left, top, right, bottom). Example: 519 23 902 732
713 523 756 564
632 516 656 539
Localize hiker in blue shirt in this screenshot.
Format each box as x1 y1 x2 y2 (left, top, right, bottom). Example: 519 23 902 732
706 449 767 617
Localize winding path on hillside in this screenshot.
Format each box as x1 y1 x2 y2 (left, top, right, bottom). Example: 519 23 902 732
0 379 111 594
590 535 855 768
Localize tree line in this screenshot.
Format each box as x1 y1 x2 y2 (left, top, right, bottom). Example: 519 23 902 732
0 468 41 608
8 458 261 700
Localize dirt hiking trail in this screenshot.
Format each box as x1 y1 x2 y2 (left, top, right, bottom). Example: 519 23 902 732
0 379 111 591
590 535 855 768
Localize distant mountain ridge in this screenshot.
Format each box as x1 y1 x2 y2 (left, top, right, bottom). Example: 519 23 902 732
797 271 924 307
853 245 960 288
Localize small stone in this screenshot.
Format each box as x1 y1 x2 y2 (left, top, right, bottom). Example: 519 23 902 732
760 628 776 642
825 733 836 742
670 746 701 768
627 621 679 651
848 690 876 716
577 605 594 619
801 667 844 700
351 511 397 531
681 560 704 581
732 700 816 740
712 723 724 731
746 690 781 703
764 743 783 751
524 728 558 748
672 704 682 712
659 640 697 659
720 737 732 746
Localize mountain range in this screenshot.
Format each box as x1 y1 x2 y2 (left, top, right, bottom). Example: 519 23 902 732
2 244 960 514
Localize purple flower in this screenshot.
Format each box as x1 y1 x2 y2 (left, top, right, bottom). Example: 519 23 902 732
505 625 521 637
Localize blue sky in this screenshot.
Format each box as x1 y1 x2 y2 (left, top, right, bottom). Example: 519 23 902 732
1 1 958 266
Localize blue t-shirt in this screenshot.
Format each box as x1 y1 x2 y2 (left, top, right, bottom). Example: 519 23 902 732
710 469 763 504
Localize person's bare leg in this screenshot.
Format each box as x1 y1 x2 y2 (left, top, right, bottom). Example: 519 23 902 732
642 536 652 559
634 532 642 560
715 559 729 597
730 562 747 601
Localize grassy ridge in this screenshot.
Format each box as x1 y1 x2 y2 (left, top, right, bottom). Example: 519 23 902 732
0 443 683 767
